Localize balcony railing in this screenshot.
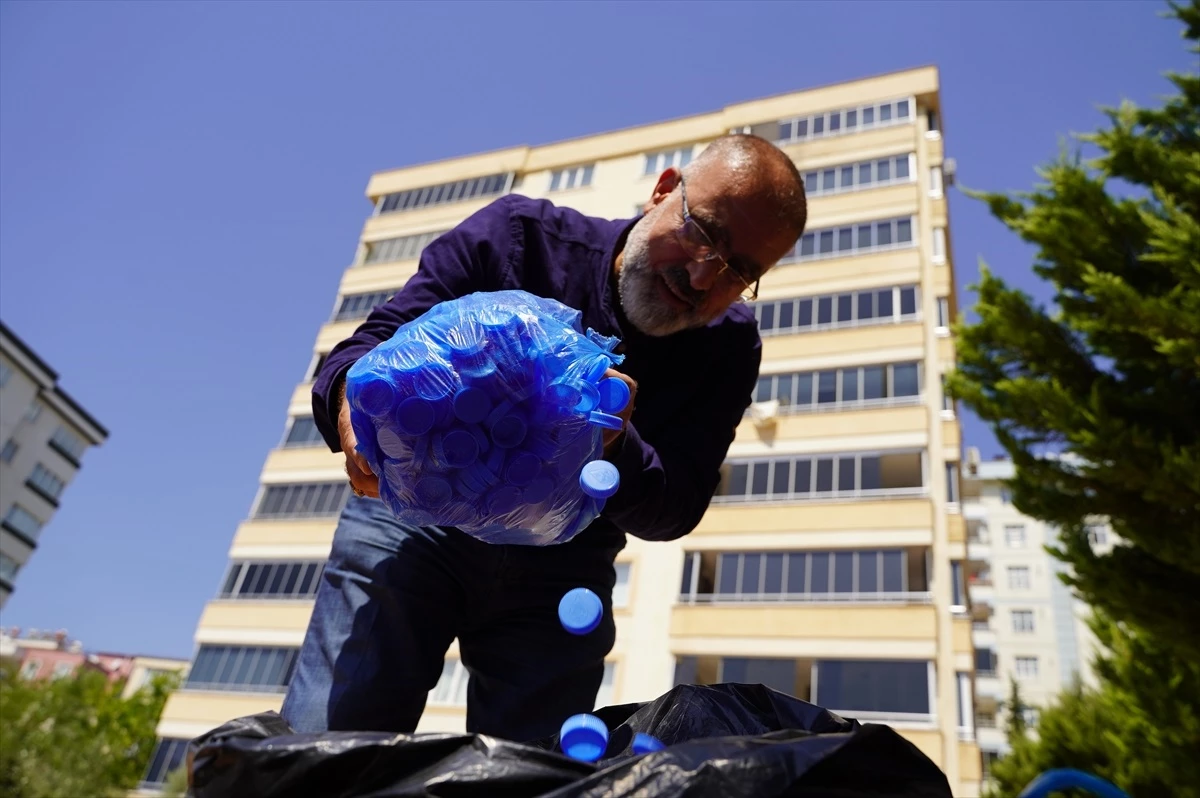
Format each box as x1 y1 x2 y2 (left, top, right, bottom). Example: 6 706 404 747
678 591 933 606
976 669 997 679
972 620 992 631
181 682 288 695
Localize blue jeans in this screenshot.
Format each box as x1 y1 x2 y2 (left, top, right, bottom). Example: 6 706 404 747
280 495 619 742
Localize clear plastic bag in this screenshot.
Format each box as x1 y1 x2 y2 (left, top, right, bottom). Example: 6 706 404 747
345 290 627 546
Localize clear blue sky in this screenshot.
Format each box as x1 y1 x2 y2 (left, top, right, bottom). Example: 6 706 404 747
0 0 1190 659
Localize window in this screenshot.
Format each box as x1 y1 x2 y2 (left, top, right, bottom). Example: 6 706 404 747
363 230 445 265
1005 524 1027 548
283 417 324 448
143 738 189 786
929 165 944 197
596 661 616 708
20 659 41 679
753 361 922 411
0 361 12 388
750 285 919 336
308 353 329 382
644 147 693 176
941 376 954 414
1015 656 1039 678
24 402 42 423
334 290 395 322
613 562 631 609
1023 707 1041 727
219 561 325 599
950 561 965 608
694 549 911 601
936 296 951 328
945 463 960 504
377 174 510 214
783 217 916 264
957 672 973 733
722 657 799 696
1000 487 1013 504
1087 525 1109 546
976 711 997 728
932 227 947 263
975 648 997 676
1007 566 1031 589
776 97 913 144
255 483 350 519
3 505 43 542
27 464 65 503
801 153 915 197
0 553 19 582
0 439 17 464
51 661 75 679
429 658 469 706
927 109 940 133
815 659 931 717
550 164 595 191
185 645 298 692
1012 610 1035 633
716 450 924 502
49 425 87 464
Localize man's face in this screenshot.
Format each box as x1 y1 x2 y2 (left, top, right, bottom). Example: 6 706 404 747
617 163 798 337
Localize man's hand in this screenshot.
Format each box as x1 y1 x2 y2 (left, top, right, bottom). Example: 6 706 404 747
601 368 637 457
338 382 380 499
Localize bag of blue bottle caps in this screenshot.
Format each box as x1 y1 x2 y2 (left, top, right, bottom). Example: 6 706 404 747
344 290 631 546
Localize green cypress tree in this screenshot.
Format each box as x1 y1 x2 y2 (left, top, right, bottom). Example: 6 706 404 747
947 0 1200 661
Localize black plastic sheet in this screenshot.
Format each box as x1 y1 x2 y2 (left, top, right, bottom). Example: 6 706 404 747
188 683 952 797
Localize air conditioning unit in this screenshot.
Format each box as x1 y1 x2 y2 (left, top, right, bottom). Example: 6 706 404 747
943 157 958 187
749 400 780 429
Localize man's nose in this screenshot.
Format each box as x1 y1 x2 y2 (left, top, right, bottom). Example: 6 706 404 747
684 258 721 292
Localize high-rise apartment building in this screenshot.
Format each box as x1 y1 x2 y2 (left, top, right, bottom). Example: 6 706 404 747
961 448 1108 781
0 321 108 608
148 66 980 795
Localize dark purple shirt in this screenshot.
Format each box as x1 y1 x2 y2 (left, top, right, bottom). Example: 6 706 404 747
313 194 761 550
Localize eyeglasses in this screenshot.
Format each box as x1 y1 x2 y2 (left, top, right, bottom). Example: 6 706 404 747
675 175 760 301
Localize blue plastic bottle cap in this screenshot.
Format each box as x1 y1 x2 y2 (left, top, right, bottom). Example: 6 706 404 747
560 713 608 762
453 387 491 424
587 411 624 431
574 382 600 414
558 587 603 635
546 380 582 409
376 427 410 459
631 733 665 754
440 429 478 469
580 460 620 499
505 453 541 486
414 365 455 401
396 397 435 436
467 461 499 488
487 485 522 515
414 476 452 508
597 378 630 414
491 415 528 449
486 445 507 476
447 321 486 357
392 340 430 372
465 423 490 454
523 476 555 505
354 376 398 417
584 357 610 384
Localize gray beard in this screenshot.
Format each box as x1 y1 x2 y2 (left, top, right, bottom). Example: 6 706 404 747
616 214 713 337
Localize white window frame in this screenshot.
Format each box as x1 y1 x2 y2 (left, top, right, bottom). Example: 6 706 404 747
550 164 595 192
613 562 631 609
1005 524 1027 548
931 227 947 264
1014 656 1039 679
929 165 944 197
1007 566 1031 590
1012 610 1036 634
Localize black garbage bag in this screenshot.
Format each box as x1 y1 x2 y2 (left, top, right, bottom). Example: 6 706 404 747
188 683 952 797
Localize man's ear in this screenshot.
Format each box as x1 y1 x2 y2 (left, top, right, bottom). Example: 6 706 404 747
646 167 682 211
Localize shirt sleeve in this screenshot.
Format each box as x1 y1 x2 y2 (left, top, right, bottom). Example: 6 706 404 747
599 324 762 542
311 197 516 452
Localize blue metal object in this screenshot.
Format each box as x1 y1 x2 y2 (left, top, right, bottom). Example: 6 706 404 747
1019 769 1130 798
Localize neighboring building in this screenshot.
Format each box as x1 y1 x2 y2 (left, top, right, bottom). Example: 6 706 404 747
0 321 109 607
960 448 1110 780
150 66 980 794
0 627 188 693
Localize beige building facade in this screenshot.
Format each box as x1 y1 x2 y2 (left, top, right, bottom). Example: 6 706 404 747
149 66 980 794
0 322 108 608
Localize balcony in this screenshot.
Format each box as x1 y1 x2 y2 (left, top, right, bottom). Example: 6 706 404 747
672 603 937 641
695 496 934 540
